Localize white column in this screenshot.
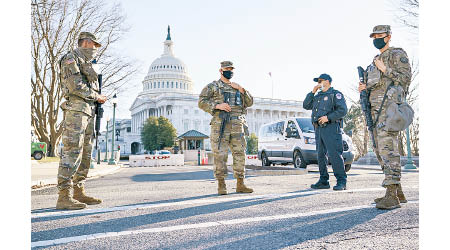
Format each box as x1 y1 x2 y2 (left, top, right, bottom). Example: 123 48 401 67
140 111 143 131
132 114 135 133
144 109 147 123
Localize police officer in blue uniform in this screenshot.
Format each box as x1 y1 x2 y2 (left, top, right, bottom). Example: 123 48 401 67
303 73 348 190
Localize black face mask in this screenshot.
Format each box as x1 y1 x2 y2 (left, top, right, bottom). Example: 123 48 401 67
222 70 233 79
373 36 388 49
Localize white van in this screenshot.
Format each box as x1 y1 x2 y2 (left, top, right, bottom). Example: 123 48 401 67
257 117 354 171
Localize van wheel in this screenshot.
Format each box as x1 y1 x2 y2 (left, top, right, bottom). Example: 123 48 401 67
261 152 271 167
33 151 43 160
345 164 351 172
294 151 307 169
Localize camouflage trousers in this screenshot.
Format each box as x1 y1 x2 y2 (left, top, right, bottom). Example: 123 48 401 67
210 120 247 179
372 110 401 187
57 110 95 191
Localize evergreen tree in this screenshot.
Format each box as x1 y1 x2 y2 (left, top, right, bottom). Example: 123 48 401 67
141 117 177 152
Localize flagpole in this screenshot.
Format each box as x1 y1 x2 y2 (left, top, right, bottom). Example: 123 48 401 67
269 72 274 99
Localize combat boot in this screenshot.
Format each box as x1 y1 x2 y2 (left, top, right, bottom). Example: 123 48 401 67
311 180 330 189
376 184 401 210
396 183 408 203
217 178 227 195
73 185 102 205
236 178 253 193
374 183 407 203
56 189 87 210
333 182 347 191
374 188 389 203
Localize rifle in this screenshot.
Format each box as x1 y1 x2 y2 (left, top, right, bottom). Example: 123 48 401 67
357 66 377 149
218 92 231 150
94 71 104 156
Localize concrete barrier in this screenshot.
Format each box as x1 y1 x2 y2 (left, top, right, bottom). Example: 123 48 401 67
129 154 184 167
226 154 262 166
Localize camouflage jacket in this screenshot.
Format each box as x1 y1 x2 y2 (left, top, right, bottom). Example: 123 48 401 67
367 47 412 110
198 79 253 123
59 48 100 116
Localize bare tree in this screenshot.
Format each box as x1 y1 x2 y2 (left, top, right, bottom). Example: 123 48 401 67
410 116 419 155
31 0 139 156
391 0 419 31
343 92 369 161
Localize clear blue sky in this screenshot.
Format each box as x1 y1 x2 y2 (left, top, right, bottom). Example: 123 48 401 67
105 0 419 121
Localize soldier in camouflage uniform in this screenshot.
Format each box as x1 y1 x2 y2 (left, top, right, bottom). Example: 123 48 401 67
56 32 107 210
359 25 412 209
198 61 254 195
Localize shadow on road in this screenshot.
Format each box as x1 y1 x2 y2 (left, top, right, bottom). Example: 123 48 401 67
130 170 218 182
31 188 386 243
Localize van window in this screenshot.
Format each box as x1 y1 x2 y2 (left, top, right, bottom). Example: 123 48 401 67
268 123 277 136
259 124 270 137
274 121 285 135
296 118 315 133
260 121 284 137
286 120 298 132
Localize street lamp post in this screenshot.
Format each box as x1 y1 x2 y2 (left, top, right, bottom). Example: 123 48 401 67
103 118 109 162
96 137 101 165
404 126 417 169
109 94 118 165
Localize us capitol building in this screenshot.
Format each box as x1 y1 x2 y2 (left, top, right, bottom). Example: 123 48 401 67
105 27 310 155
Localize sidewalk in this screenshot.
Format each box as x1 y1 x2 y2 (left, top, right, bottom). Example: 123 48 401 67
31 161 122 189
351 163 419 172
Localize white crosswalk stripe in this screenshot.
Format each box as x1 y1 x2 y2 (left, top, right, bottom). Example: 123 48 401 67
31 200 419 248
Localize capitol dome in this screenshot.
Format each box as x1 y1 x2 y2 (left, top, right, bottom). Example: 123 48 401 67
141 26 193 94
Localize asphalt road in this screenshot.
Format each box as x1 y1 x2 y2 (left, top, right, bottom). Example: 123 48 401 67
31 164 419 250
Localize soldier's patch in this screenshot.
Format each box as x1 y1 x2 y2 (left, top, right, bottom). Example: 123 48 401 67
400 57 408 63
65 58 75 65
324 96 328 101
336 93 342 99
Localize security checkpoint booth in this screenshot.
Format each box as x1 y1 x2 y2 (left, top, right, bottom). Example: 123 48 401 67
176 130 209 162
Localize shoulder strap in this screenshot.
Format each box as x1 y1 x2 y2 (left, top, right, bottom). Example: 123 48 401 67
374 83 393 126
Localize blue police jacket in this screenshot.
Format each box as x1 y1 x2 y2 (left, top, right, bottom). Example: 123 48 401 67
303 87 348 123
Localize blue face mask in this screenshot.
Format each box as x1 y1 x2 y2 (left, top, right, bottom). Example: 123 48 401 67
373 36 387 49
222 70 233 79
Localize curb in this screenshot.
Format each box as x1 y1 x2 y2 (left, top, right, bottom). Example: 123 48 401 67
246 168 308 176
350 165 419 173
31 164 122 189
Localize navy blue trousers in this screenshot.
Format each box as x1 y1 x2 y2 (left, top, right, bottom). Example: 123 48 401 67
315 122 347 184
